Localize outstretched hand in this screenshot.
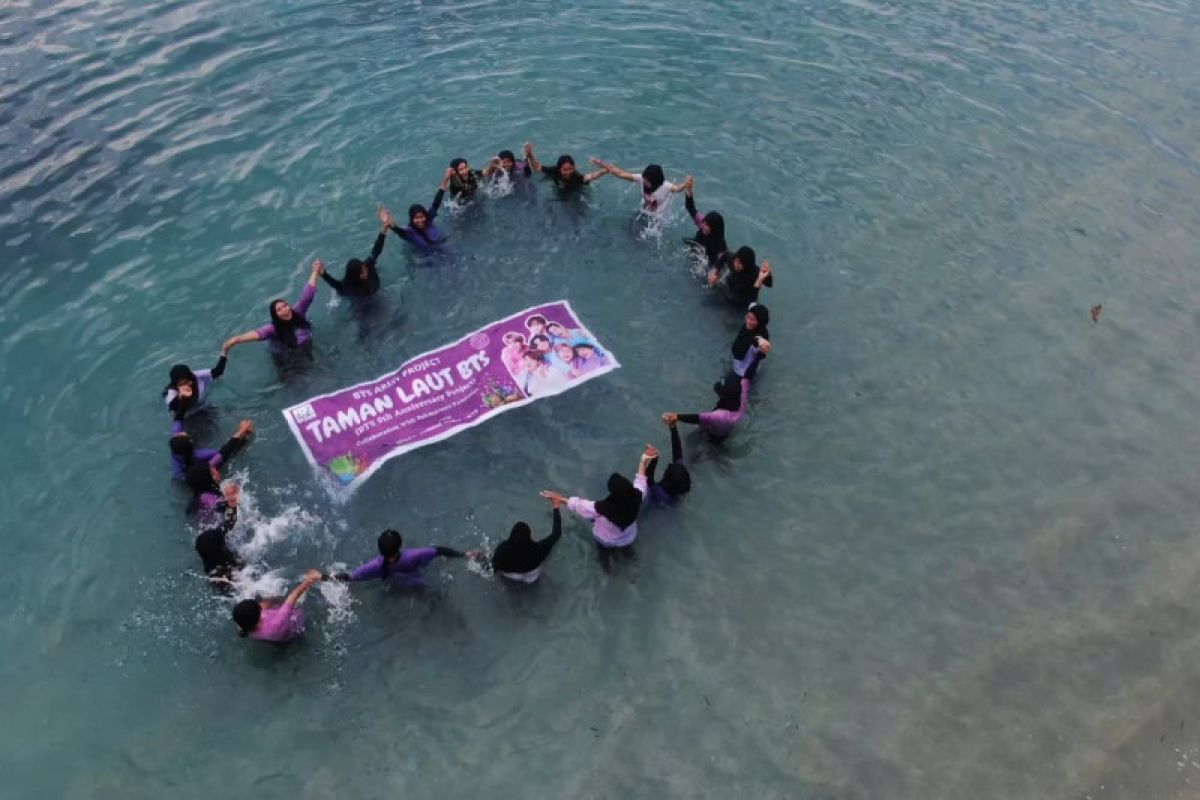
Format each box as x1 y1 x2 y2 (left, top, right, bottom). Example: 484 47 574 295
662 412 678 427
312 259 325 276
540 490 567 507
643 443 660 460
377 205 394 228
756 337 772 354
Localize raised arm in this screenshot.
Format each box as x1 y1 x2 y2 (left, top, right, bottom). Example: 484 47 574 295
429 170 452 216
365 207 392 266
669 425 683 462
524 142 542 173
684 177 700 221
210 419 253 469
755 260 773 290
669 175 690 193
210 354 228 379
222 329 263 354
664 411 701 427
282 569 323 607
589 158 636 182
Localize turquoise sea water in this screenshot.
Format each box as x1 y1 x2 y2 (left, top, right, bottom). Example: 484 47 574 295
4 0 1200 797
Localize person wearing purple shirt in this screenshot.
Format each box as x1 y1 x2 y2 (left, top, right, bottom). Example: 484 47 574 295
162 357 227 419
331 529 479 588
482 148 534 185
221 260 324 358
542 446 654 552
168 418 252 481
389 169 452 253
233 569 323 643
664 375 752 442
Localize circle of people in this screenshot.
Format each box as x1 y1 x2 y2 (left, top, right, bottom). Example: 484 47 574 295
164 142 775 644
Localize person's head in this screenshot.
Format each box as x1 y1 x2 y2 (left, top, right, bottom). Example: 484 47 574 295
502 332 526 348
554 342 575 362
525 315 547 335
574 343 596 361
522 351 543 372
701 211 726 240
378 529 403 561
343 257 369 285
660 463 692 497
408 204 428 230
732 245 756 273
641 164 665 194
497 150 516 171
185 460 221 497
164 364 199 413
530 334 551 352
546 321 567 339
170 432 195 462
507 521 533 545
232 599 261 637
269 296 310 349
594 472 641 530
714 376 742 412
166 364 198 394
555 155 576 179
745 304 770 332
449 157 471 181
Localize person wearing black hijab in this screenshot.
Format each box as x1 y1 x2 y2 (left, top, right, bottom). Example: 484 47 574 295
194 484 243 592
542 446 654 550
185 460 239 532
589 158 687 218
490 493 564 583
162 355 227 419
389 169 452 252
319 207 393 299
222 260 324 362
169 418 252 481
524 142 609 193
730 303 772 380
681 176 727 267
711 245 774 306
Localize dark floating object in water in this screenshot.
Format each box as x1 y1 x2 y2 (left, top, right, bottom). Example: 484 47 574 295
1090 304 1102 323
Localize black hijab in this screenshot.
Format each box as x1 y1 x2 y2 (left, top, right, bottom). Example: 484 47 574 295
642 164 665 194
268 299 311 350
170 434 196 466
697 211 727 262
732 304 770 360
593 472 641 530
163 364 198 415
407 203 436 243
341 258 376 294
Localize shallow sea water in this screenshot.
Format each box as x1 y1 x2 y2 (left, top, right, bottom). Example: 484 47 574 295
3 1 1200 797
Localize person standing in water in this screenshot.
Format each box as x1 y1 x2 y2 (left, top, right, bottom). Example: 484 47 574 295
524 142 608 193
681 176 728 268
232 569 323 643
588 159 688 221
710 246 773 306
662 374 751 443
194 482 243 592
330 529 480 588
644 416 693 503
542 445 654 550
169 418 253 481
318 207 393 300
162 357 227 419
389 169 453 252
447 158 483 200
184 460 241 529
730 304 772 380
490 492 564 584
482 148 533 184
221 260 325 361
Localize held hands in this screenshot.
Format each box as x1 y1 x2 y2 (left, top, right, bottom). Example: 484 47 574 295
312 259 325 276
643 443 660 460
303 569 323 584
662 412 678 427
442 166 455 187
759 260 771 279
683 175 694 193
755 337 772 355
377 205 394 229
235 419 254 438
588 157 610 172
523 141 533 158
540 490 567 508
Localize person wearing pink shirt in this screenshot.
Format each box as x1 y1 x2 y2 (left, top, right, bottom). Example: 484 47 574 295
232 569 322 644
542 445 654 550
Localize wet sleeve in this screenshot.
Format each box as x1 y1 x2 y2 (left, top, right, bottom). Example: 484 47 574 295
670 426 683 463
744 349 765 381
433 545 466 559
171 419 184 435
210 355 228 379
567 496 599 521
684 193 699 223
214 434 247 466
645 456 659 489
763 272 774 288
255 324 276 341
676 413 702 425
365 231 386 265
294 282 317 315
522 161 532 177
536 508 563 559
633 473 648 499
389 224 412 243
320 271 345 293
734 378 751 420
349 557 382 582
429 188 445 217
540 165 556 177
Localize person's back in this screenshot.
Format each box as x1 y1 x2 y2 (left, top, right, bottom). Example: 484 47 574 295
491 499 563 583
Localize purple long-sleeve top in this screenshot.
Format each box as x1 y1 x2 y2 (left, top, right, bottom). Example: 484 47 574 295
251 601 307 643
255 283 316 352
163 368 216 415
697 377 751 438
567 473 648 547
389 189 448 253
348 548 442 587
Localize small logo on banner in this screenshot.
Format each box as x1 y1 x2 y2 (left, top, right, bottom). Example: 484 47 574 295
291 403 317 423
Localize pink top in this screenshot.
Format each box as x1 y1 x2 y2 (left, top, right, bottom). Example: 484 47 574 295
567 473 648 547
250 601 306 643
